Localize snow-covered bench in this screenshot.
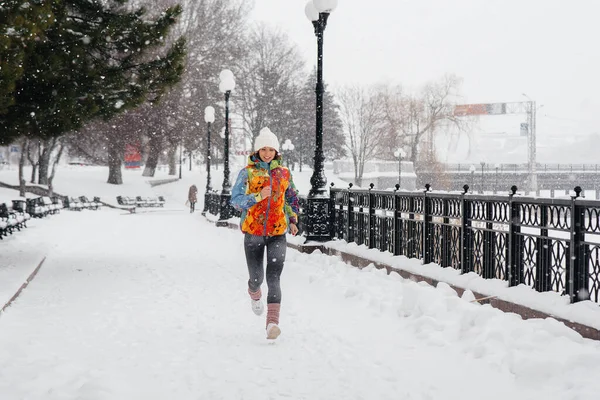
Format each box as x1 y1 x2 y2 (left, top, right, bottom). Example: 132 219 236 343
135 196 166 207
26 198 47 218
11 200 31 227
0 203 25 237
64 197 83 211
41 196 59 214
79 196 101 210
52 196 64 211
117 196 137 206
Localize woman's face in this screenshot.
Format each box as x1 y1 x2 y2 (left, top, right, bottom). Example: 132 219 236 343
258 147 277 163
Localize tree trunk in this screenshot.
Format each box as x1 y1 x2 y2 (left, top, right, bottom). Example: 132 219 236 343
142 135 162 177
353 154 360 185
107 140 124 185
28 141 38 183
48 141 65 196
38 138 56 185
410 137 419 163
168 144 177 175
19 138 27 197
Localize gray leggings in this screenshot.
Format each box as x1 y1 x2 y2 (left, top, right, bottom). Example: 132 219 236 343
244 233 286 304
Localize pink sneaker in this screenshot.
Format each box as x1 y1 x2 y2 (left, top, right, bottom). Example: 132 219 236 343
266 323 281 340
251 299 264 316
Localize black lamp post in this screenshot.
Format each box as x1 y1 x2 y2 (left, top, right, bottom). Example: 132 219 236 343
469 164 476 193
480 161 485 194
202 106 215 216
216 69 235 226
179 141 183 179
494 163 500 194
394 148 406 189
304 0 337 241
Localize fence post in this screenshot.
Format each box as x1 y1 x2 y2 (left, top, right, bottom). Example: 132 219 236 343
568 186 589 302
379 193 388 252
329 183 337 239
368 183 375 249
423 184 433 264
441 197 452 268
408 195 416 258
483 199 495 279
393 184 402 256
460 185 472 274
535 204 552 291
508 185 523 286
346 183 354 243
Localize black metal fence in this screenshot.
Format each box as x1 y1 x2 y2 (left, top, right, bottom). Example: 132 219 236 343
204 184 600 305
204 190 241 218
328 184 600 304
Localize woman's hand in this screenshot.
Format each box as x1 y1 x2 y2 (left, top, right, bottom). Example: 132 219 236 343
260 186 272 199
289 223 298 236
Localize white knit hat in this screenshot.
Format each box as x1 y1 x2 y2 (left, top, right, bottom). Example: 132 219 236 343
254 127 280 152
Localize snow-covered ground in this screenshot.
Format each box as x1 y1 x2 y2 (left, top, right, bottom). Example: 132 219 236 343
1 165 600 399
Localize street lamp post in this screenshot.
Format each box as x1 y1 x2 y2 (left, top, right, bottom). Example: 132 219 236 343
216 69 236 226
282 139 295 168
522 93 544 194
494 163 500 194
304 0 338 241
179 142 183 179
480 161 485 194
202 106 215 216
469 164 476 193
393 148 406 189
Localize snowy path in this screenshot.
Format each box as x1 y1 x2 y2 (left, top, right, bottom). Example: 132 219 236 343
1 209 599 400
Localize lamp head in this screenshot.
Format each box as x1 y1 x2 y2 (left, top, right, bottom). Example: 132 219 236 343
304 1 319 21
313 0 338 13
204 106 215 123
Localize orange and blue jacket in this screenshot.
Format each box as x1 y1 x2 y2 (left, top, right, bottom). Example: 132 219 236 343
231 154 299 237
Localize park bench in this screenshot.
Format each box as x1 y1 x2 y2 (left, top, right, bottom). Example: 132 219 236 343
11 200 31 227
41 196 59 214
26 198 47 218
79 196 101 210
135 196 166 207
64 196 83 211
0 203 24 236
51 196 64 211
117 196 165 208
116 196 137 206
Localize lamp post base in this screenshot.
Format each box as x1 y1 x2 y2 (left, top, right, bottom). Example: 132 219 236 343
201 191 211 216
216 192 232 227
304 194 332 242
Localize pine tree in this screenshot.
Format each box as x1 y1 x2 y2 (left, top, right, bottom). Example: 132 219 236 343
0 0 54 115
0 0 186 146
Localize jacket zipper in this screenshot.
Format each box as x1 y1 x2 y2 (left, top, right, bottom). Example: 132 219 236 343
263 166 273 236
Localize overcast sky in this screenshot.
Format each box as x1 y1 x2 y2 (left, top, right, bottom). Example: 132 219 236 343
251 0 600 144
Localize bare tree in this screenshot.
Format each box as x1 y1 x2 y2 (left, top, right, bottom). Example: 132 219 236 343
336 85 387 185
235 24 306 146
138 0 250 177
381 74 470 165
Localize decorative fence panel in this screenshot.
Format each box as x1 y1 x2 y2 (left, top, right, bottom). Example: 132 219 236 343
206 182 600 304
328 186 600 304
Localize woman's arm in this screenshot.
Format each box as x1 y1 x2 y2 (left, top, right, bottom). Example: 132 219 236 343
231 168 261 210
284 172 299 224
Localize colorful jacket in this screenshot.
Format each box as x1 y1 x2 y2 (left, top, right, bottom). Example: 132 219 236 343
231 154 299 237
